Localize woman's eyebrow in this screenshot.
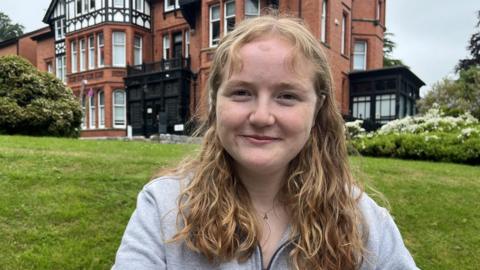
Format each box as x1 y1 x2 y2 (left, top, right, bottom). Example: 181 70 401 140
274 82 310 92
223 80 255 89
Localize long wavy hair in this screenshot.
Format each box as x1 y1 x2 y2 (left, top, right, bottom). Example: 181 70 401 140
168 14 367 270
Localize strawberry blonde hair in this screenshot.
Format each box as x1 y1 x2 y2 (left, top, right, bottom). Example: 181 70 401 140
168 14 367 270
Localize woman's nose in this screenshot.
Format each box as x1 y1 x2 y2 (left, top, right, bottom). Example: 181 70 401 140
248 99 275 127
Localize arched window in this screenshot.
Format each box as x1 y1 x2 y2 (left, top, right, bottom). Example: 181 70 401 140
113 90 126 128
98 90 105 128
89 93 96 129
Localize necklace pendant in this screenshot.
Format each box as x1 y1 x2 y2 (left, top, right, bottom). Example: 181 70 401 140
263 213 268 220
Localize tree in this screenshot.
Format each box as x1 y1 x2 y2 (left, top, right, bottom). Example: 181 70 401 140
456 10 480 72
383 32 406 67
417 66 480 119
0 55 82 137
0 11 24 42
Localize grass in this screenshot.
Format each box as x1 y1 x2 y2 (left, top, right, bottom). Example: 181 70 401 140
1 135 479 269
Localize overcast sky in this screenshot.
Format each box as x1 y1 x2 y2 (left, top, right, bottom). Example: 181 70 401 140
1 0 478 96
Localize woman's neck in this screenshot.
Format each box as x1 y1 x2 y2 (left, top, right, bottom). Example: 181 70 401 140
235 165 286 210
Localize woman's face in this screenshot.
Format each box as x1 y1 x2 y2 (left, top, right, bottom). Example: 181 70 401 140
215 36 319 177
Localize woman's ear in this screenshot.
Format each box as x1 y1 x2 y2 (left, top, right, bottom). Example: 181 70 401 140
315 94 326 115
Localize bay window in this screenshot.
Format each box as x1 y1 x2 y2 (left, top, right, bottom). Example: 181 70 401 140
112 32 126 67
88 35 95 69
97 32 104 67
113 90 126 128
80 39 86 71
71 41 77 73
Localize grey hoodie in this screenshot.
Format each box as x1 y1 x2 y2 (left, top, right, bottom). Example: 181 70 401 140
113 177 419 270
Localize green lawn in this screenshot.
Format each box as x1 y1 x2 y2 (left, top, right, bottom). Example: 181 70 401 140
1 135 479 269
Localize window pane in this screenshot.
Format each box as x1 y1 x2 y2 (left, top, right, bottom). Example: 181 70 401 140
226 1 235 16
115 91 125 105
114 32 126 43
114 0 123 7
245 0 259 15
212 21 220 42
211 5 220 20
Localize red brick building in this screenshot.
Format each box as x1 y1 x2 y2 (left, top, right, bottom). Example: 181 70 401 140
0 0 424 137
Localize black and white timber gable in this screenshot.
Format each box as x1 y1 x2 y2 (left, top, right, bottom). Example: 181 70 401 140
63 0 151 33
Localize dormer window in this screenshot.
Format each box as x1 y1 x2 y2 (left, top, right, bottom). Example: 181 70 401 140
164 0 179 12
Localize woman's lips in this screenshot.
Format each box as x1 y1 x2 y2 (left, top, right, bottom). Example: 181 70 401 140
240 134 280 144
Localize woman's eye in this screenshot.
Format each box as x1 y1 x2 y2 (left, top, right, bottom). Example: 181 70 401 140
232 90 250 96
229 89 252 101
277 93 300 104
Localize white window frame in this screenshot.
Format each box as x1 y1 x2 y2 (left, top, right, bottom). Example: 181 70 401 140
164 0 179 12
113 90 126 128
185 30 190 58
88 35 95 69
55 19 65 40
98 90 105 128
134 35 143 65
321 0 327 43
89 93 96 129
209 4 220 47
97 32 104 67
224 0 236 34
245 0 260 19
71 41 77 73
79 39 86 71
353 41 367 70
163 34 170 60
112 31 126 67
341 13 346 55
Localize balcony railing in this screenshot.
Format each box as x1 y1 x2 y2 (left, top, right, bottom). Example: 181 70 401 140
127 57 190 76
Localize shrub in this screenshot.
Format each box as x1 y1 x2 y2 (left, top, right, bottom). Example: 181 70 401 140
348 107 480 165
0 55 81 137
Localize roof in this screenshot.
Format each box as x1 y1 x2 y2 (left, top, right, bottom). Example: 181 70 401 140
349 65 425 88
43 0 59 24
0 27 50 48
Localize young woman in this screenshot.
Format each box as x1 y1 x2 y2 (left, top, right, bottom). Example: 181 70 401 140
113 15 418 270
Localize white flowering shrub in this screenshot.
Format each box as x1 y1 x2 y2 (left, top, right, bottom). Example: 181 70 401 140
345 119 366 139
347 105 480 164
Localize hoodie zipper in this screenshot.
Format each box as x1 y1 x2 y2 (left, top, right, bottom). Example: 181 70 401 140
257 241 291 270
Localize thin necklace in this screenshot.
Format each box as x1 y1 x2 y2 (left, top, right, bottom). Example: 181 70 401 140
261 205 276 221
